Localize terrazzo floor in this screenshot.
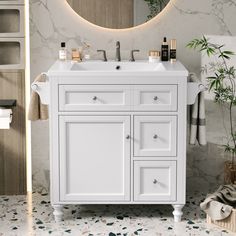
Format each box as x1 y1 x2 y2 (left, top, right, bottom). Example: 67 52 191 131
0 191 235 236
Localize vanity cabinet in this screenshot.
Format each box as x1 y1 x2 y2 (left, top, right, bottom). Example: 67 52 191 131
47 77 187 223
33 61 203 223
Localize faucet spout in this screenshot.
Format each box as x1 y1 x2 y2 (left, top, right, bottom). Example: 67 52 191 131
116 41 121 61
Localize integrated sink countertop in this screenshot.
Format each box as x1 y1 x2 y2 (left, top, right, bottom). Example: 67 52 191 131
47 60 188 77
70 61 166 72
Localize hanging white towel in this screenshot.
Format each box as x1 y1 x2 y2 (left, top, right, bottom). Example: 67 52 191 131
189 73 207 146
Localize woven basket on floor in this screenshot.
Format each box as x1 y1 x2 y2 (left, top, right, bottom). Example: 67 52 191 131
207 208 236 233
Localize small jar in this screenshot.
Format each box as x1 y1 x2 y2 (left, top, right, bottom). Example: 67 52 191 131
149 50 161 63
71 48 81 62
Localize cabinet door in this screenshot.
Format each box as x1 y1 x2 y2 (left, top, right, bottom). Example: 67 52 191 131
59 116 131 202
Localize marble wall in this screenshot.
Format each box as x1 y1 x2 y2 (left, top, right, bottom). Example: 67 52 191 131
30 0 236 193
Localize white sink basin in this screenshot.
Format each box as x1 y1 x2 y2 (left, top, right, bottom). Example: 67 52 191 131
70 61 166 72
47 60 189 77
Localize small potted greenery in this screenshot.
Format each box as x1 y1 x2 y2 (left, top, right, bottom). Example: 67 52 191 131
187 36 236 184
144 0 168 20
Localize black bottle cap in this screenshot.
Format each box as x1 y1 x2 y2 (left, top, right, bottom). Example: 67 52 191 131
163 37 167 42
61 42 66 48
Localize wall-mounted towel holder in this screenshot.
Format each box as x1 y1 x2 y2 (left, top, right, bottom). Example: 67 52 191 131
187 83 208 105
0 99 17 108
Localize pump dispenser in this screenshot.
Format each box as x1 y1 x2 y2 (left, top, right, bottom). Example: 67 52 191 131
161 37 169 61
59 42 67 61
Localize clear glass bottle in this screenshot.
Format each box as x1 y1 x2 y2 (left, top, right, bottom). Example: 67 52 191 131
82 42 91 61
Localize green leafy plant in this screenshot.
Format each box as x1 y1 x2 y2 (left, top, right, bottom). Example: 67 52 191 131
187 36 236 165
144 0 168 20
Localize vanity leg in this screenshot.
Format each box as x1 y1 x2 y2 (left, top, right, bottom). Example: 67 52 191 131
52 204 63 222
172 204 184 222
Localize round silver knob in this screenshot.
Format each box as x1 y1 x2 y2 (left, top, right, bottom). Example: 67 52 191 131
153 179 158 184
153 96 159 101
126 135 130 140
93 96 97 101
153 134 158 139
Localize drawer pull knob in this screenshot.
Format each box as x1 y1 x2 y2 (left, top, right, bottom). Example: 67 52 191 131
153 134 158 139
93 96 97 101
126 135 130 140
153 96 159 101
153 179 158 184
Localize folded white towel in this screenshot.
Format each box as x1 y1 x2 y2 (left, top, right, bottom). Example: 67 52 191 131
0 108 12 117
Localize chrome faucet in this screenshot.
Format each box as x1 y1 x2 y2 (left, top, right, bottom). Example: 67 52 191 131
116 41 121 61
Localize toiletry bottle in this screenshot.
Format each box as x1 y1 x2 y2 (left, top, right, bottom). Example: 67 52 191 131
83 42 91 61
170 39 177 63
59 42 67 60
161 37 169 61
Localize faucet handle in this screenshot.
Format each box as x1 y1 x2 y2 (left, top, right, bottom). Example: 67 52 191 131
130 50 140 62
116 41 120 47
97 50 108 61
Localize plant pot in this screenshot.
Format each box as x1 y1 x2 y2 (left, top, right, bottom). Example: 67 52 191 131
224 161 236 184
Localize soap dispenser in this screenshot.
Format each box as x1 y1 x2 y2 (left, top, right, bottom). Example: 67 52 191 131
161 37 169 61
59 42 67 60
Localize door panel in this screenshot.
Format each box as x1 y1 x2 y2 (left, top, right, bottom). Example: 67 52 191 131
0 71 26 195
59 116 131 201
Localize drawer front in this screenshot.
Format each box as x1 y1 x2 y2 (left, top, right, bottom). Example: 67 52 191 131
133 85 178 111
59 85 131 111
134 116 177 157
134 161 176 202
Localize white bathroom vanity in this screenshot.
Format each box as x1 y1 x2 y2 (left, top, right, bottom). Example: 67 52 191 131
33 60 203 222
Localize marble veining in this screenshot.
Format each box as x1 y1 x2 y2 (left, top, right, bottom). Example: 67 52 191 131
0 191 235 236
30 0 236 193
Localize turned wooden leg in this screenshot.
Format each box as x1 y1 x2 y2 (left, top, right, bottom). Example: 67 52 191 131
52 204 63 222
172 204 184 222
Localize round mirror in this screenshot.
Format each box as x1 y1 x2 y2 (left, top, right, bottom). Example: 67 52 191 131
66 0 171 29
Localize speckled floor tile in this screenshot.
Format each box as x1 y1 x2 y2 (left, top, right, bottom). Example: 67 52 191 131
0 192 235 236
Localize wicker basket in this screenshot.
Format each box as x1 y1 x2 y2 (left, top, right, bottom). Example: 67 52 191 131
207 208 236 233
224 161 236 184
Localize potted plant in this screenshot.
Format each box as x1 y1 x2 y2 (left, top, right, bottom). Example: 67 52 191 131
187 36 236 184
144 0 168 20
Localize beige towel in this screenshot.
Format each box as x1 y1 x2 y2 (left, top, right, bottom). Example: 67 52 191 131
28 74 48 121
189 73 207 146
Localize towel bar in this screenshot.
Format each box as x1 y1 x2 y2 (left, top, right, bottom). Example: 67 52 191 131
187 82 207 105
0 99 16 108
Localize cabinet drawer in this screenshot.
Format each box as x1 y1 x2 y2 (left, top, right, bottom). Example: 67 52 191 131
59 85 131 111
133 85 177 111
134 116 177 157
134 161 176 202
